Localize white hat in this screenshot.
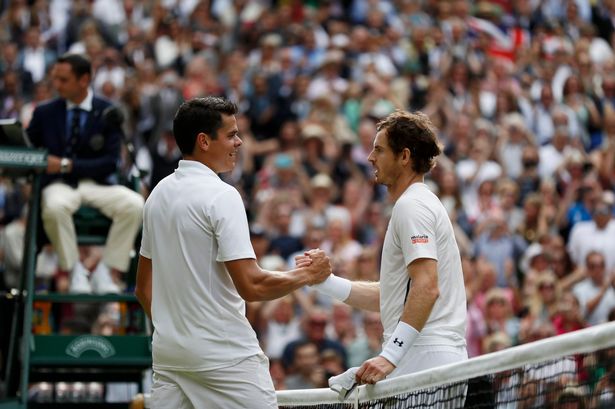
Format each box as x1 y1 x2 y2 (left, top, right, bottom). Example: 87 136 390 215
311 173 333 189
521 243 545 273
331 34 350 48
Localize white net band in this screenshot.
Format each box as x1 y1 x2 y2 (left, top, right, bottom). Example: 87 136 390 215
277 322 615 407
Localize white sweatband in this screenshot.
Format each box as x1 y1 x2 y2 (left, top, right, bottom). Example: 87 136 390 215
313 274 352 301
379 321 419 367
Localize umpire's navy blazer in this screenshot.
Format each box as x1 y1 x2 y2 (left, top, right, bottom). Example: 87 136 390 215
27 96 123 187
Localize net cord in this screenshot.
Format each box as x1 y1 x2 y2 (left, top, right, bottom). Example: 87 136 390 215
277 321 615 406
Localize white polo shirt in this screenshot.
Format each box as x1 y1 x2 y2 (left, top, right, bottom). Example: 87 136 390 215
567 220 615 271
380 183 467 349
140 160 261 371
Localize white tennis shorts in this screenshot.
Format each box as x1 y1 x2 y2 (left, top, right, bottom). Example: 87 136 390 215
391 344 468 376
151 353 277 409
389 344 468 409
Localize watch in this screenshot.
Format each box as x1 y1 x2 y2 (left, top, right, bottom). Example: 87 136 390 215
60 158 71 174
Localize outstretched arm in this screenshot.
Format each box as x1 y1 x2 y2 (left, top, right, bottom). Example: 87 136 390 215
296 253 380 311
344 281 380 311
226 250 331 302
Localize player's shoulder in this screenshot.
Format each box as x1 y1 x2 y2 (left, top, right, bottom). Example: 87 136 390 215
213 181 243 202
399 183 437 205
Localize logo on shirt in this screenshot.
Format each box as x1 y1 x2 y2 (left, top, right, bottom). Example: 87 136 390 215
411 234 429 244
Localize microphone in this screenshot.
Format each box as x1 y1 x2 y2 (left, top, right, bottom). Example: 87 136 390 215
103 106 124 129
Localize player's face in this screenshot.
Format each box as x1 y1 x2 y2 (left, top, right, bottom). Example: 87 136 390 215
367 130 401 187
208 114 242 173
51 62 89 103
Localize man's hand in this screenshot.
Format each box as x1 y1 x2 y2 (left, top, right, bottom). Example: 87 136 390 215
355 356 395 385
47 155 62 174
303 249 331 285
295 253 312 268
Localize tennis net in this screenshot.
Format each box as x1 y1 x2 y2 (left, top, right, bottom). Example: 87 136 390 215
277 322 615 409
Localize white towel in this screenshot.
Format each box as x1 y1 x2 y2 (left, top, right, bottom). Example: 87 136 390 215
328 367 359 400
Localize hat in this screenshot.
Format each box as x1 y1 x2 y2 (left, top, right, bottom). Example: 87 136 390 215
311 173 333 189
602 191 615 207
302 124 327 141
331 34 350 49
536 272 557 288
485 288 509 306
274 153 294 169
321 50 344 67
565 149 585 166
261 33 282 48
474 118 496 138
521 243 546 272
502 113 527 133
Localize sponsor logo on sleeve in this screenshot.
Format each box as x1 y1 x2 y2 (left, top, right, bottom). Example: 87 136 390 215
411 234 429 244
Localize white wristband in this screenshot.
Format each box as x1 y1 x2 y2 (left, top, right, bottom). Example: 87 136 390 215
313 274 352 301
379 321 419 367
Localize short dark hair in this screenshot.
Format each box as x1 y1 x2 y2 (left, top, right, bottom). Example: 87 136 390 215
56 53 92 79
173 97 238 156
376 111 442 174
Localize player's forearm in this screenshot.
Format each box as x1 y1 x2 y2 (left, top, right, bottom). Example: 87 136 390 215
400 282 439 331
245 267 312 302
345 281 380 312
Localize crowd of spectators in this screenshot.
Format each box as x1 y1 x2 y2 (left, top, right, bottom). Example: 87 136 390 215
1 0 615 403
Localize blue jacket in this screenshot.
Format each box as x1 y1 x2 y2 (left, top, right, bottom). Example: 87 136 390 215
27 96 122 187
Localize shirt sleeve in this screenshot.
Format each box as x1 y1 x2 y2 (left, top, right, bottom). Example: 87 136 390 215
393 198 438 268
211 187 256 262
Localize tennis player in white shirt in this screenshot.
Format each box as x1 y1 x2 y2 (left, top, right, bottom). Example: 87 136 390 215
135 97 331 409
300 110 467 385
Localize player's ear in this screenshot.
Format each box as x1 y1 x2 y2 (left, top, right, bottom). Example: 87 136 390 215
196 132 210 152
401 147 411 165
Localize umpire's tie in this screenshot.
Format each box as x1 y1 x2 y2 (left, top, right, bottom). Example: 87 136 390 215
67 107 82 157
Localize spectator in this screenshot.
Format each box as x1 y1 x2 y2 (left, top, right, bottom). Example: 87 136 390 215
552 291 586 335
456 136 503 224
473 212 527 288
282 308 347 372
568 194 615 271
496 113 533 180
572 251 615 326
284 341 326 390
260 295 303 361
347 311 384 368
483 288 521 346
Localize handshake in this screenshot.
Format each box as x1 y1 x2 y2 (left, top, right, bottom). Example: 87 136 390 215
295 249 332 286
293 250 352 303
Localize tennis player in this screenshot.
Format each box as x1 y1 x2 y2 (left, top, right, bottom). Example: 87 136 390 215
302 110 467 385
135 97 331 409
